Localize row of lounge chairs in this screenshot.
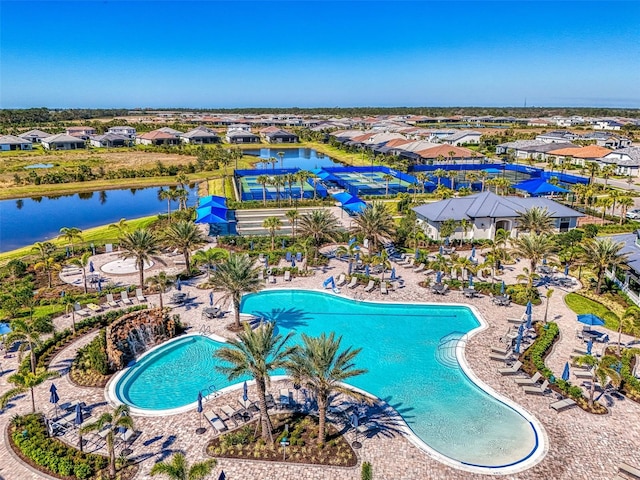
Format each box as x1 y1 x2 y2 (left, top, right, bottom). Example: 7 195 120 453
344 277 388 295
73 290 145 317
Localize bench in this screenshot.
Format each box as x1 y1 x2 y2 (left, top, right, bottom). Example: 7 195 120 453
619 462 640 479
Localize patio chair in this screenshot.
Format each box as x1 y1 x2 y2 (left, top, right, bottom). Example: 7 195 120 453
120 291 133 305
347 277 358 289
574 370 593 380
364 280 375 293
380 283 388 295
336 274 347 287
265 393 276 410
219 405 241 425
284 271 291 282
258 269 265 281
135 288 146 302
491 344 511 355
204 410 227 433
106 293 120 308
522 379 549 395
619 462 640 479
498 360 522 375
413 263 425 273
402 258 416 269
514 372 542 386
74 302 90 317
490 353 513 362
268 275 276 284
549 398 577 412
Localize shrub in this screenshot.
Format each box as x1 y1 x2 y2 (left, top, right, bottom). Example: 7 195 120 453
222 425 255 447
362 461 372 480
506 284 541 306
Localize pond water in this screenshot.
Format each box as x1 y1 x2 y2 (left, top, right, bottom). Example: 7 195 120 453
24 163 54 169
0 185 198 253
246 148 341 170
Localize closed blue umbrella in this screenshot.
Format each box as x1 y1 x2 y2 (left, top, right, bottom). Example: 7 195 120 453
439 245 444 255
75 404 84 451
243 381 249 402
415 248 420 260
525 311 532 330
49 383 59 418
525 301 532 316
564 264 570 276
196 392 205 434
468 274 474 288
518 323 525 335
355 252 360 263
577 314 605 327
586 339 593 355
209 292 214 306
542 257 547 266
562 362 570 381
500 281 506 295
514 332 522 354
365 264 370 276
444 237 450 246
89 261 94 273
291 258 296 267
97 278 102 292
390 267 396 280
436 271 442 284
348 261 353 275
176 278 181 291
471 246 476 258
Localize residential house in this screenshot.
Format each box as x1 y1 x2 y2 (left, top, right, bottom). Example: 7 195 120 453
412 191 583 241
41 134 86 150
135 130 180 146
89 133 131 148
535 130 580 143
226 130 260 144
415 145 482 164
605 231 640 307
496 140 579 160
18 129 51 143
107 126 137 138
599 147 640 177
0 134 33 151
157 127 184 136
527 119 554 127
441 130 482 146
593 119 623 131
582 132 632 149
227 123 251 133
263 129 299 144
65 126 97 140
180 126 221 144
546 145 612 168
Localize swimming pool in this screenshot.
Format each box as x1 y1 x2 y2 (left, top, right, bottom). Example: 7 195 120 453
110 290 544 472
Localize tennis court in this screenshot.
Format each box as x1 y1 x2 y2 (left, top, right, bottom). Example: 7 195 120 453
239 173 321 201
329 170 416 196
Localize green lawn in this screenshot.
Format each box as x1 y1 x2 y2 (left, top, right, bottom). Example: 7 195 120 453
564 292 619 331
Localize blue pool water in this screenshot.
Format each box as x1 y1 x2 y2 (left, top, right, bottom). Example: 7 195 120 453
114 290 539 468
247 148 341 170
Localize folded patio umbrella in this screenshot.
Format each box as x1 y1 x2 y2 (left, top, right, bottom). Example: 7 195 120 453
562 362 570 381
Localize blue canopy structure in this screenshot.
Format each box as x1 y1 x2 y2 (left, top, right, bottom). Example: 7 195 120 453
513 178 569 196
483 168 503 174
577 314 605 327
332 191 366 212
198 195 227 209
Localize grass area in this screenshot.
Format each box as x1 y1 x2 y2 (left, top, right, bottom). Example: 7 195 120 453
0 215 157 265
564 292 620 331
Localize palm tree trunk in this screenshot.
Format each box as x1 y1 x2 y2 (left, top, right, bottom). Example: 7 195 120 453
139 259 144 288
596 271 604 295
234 299 241 329
183 250 190 271
256 378 274 443
108 436 116 478
82 267 88 293
30 386 35 413
30 346 36 374
159 292 164 310
318 394 327 445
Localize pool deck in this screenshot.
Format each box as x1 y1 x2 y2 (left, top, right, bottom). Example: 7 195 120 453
2 249 640 479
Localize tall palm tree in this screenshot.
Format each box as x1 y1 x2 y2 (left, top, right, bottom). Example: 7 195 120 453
0 368 58 413
516 206 555 235
382 173 394 196
192 248 229 280
163 220 208 272
257 174 270 206
601 164 616 187
159 188 180 223
459 218 471 246
574 354 621 408
119 228 161 287
596 196 613 221
263 216 282 251
478 170 488 192
150 453 217 480
510 234 557 288
277 151 285 167
214 322 294 443
432 168 447 187
586 161 600 184
581 237 629 294
175 187 189 211
286 332 368 445
350 202 395 254
297 209 341 255
108 218 130 238
80 404 134 479
209 254 263 329
284 173 296 205
297 170 312 200
32 241 56 262
146 271 175 310
272 176 285 207
69 251 92 293
447 170 457 191
617 306 640 356
310 173 320 200
34 256 61 289
285 209 299 240
618 196 635 224
59 226 83 255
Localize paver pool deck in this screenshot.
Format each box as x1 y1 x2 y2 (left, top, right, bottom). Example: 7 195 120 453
1 247 639 480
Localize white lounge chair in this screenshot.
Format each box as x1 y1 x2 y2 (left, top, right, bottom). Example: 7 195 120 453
336 274 347 287
204 410 227 433
574 370 593 380
619 463 640 479
364 280 375 292
491 344 510 354
381 283 388 295
121 291 133 305
514 372 542 386
347 277 358 289
258 269 265 281
105 293 120 308
523 379 549 395
74 302 90 317
413 263 425 273
402 258 416 269
136 288 146 302
490 353 513 362
268 275 276 284
284 271 291 282
550 398 577 412
498 360 522 375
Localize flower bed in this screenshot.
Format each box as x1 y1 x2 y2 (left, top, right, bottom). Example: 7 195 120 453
207 413 357 467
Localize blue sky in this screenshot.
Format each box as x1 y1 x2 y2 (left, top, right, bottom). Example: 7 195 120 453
1 1 639 108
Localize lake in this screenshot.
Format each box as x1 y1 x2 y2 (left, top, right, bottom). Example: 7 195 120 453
246 148 341 170
0 185 198 253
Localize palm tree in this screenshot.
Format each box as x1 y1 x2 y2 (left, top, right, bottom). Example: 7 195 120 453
263 216 282 250
80 404 134 479
382 173 394 196
310 174 320 200
192 248 229 280
108 218 130 238
447 170 457 191
286 332 367 445
215 322 294 443
285 209 299 240
297 169 312 200
150 453 217 480
478 170 488 192
59 226 83 255
601 164 616 187
69 251 92 293
574 354 622 408
175 187 189 211
350 202 395 254
209 254 263 329
596 196 613 221
284 173 296 205
433 184 454 200
581 237 629 294
119 228 161 287
34 256 61 289
510 234 557 288
617 306 640 356
618 196 635 224
586 161 600 184
257 174 270 206
268 156 278 171
432 168 447 187
0 368 58 413
146 271 175 310
543 288 554 323
297 210 341 256
159 188 180 223
336 240 360 274
272 176 285 207
32 241 56 262
163 220 208 272
516 206 555 235
277 151 285 167
459 218 471 246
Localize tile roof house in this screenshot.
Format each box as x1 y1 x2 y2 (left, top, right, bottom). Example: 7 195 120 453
546 145 612 167
180 126 221 144
135 130 181 146
89 133 131 148
0 134 33 151
41 134 86 150
412 191 583 241
414 145 482 163
65 126 97 140
600 147 640 177
441 130 482 146
18 129 51 143
496 140 579 160
225 130 260 144
263 129 299 144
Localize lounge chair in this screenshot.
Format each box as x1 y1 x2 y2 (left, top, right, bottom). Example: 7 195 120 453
347 277 358 289
364 280 375 292
550 398 577 412
507 317 524 325
336 274 347 287
402 258 416 269
491 344 511 355
258 269 265 281
120 291 133 305
413 263 425 273
279 389 292 409
268 275 276 284
204 410 228 433
523 379 549 395
574 370 593 380
136 288 146 302
265 394 276 410
619 462 640 479
498 360 522 375
219 405 241 425
284 271 291 282
381 283 388 295
105 294 120 308
514 372 542 386
74 302 90 317
490 353 513 362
